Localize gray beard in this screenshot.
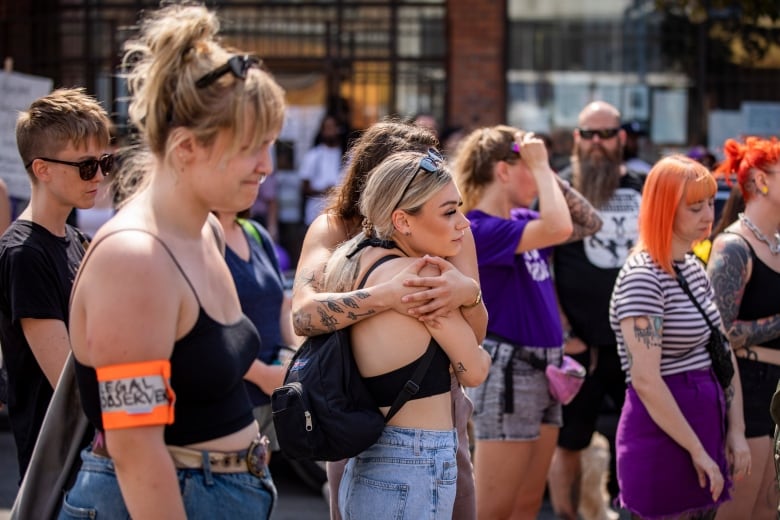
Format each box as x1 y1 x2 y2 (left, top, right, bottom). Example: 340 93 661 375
571 147 622 209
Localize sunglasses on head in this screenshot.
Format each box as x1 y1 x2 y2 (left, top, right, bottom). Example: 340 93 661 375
395 148 444 210
25 153 114 181
195 54 263 89
578 128 620 140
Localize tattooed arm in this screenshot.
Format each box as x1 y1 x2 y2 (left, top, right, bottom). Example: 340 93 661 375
291 214 425 336
556 176 603 242
707 233 780 350
620 314 726 499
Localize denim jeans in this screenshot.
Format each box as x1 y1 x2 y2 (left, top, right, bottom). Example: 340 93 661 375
338 425 457 520
58 447 276 519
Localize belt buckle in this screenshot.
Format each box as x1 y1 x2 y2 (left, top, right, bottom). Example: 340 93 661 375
246 435 269 478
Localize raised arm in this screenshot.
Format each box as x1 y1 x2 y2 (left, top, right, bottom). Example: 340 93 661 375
554 176 603 242
707 233 780 350
516 136 574 253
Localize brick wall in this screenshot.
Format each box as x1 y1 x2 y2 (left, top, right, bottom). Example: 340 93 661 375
447 0 506 129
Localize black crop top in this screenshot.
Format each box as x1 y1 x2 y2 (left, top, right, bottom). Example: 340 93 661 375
353 246 452 408
732 233 780 350
73 230 259 445
362 339 452 407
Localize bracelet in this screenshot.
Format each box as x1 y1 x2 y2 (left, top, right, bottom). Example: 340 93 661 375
461 286 482 309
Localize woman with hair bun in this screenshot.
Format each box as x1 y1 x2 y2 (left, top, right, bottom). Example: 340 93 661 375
609 155 750 519
707 137 780 520
61 4 285 519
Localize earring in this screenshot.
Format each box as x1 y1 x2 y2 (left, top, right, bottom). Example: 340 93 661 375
761 186 769 195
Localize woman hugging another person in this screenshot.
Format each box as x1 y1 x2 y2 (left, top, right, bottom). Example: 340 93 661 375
320 150 491 519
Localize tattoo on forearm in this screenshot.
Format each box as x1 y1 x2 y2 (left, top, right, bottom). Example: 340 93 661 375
633 316 663 349
295 291 375 335
562 184 603 241
455 362 466 373
725 384 735 410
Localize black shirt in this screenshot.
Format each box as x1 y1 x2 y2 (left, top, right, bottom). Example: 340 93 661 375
0 220 86 478
554 170 645 347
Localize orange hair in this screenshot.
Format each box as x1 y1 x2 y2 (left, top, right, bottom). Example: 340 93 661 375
637 155 717 274
715 136 780 203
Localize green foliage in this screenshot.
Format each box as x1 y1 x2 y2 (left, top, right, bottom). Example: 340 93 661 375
655 0 780 63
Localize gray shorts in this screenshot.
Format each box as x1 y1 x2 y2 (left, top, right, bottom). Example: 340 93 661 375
467 338 562 441
253 404 280 452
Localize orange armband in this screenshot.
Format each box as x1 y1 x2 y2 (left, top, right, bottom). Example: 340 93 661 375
96 360 176 430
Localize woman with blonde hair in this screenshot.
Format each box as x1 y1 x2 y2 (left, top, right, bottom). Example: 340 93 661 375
453 125 601 520
321 150 490 519
609 155 750 519
707 137 780 520
60 4 285 519
292 120 487 520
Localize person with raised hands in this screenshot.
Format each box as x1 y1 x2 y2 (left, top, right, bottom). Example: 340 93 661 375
453 125 601 520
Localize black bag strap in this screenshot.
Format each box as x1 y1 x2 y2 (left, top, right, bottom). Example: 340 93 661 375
672 265 718 333
354 253 436 423
385 343 437 422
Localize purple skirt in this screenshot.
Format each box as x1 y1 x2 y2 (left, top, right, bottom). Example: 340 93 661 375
616 368 732 519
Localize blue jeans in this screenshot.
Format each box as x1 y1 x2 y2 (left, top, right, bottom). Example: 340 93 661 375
338 425 457 520
58 447 276 519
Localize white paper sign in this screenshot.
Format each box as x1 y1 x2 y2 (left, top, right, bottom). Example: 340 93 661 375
0 71 53 199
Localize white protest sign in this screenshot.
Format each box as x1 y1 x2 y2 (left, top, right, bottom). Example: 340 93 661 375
0 71 53 199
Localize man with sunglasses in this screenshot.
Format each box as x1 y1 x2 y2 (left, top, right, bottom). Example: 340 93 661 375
0 88 112 480
547 101 646 520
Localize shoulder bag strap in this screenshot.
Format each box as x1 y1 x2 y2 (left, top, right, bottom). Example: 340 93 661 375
672 264 718 333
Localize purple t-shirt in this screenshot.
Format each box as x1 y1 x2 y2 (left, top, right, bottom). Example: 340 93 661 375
467 208 563 348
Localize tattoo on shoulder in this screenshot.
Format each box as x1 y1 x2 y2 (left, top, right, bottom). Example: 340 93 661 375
633 316 663 349
707 237 750 327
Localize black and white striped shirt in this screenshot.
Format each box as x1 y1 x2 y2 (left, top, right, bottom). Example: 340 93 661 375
609 251 719 383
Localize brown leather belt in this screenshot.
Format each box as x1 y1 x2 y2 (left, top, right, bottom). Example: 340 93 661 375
91 431 268 477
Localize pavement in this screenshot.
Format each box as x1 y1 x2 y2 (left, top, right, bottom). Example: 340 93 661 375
0 407 627 519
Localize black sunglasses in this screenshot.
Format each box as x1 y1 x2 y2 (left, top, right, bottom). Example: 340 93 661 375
195 54 263 89
578 128 620 140
395 148 444 210
25 153 114 181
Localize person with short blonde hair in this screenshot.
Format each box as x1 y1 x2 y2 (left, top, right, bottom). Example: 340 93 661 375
62 4 286 518
609 155 750 519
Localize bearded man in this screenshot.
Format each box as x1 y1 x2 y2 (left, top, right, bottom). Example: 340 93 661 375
547 101 646 520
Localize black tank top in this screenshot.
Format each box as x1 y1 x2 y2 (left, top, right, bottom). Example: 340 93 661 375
73 230 259 445
363 339 452 407
732 233 780 350
355 249 452 408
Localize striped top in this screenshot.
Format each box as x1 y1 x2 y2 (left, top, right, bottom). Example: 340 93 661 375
609 251 719 383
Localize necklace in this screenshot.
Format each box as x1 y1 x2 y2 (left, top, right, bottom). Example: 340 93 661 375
738 213 780 255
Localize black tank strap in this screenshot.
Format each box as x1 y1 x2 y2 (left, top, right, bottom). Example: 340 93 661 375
80 229 202 307
357 254 400 289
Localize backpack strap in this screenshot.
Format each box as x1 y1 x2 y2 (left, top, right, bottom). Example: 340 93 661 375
237 218 263 246
385 342 436 422
354 253 438 423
